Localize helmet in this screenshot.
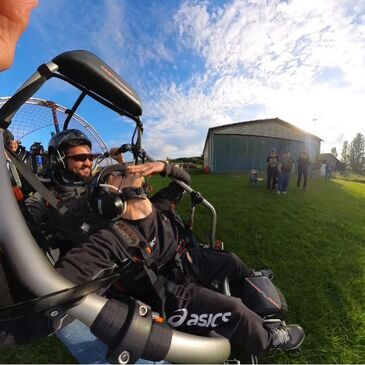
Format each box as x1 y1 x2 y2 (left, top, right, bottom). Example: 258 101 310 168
3 129 15 147
48 129 92 169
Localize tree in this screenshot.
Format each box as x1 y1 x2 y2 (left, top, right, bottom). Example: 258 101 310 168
341 141 349 169
348 133 365 173
331 147 337 157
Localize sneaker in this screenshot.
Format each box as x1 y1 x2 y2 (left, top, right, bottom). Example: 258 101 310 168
251 269 274 280
282 191 287 195
277 191 281 194
270 324 305 351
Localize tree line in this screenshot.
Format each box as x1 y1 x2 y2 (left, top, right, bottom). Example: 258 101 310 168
340 133 365 173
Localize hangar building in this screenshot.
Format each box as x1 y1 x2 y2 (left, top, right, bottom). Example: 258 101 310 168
203 118 322 173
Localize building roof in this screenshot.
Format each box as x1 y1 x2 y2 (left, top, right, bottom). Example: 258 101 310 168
319 153 342 164
203 118 323 154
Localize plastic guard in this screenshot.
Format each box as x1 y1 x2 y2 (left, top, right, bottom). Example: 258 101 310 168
231 275 288 319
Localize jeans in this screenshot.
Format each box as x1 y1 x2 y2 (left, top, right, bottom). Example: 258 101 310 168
278 172 290 192
56 319 166 364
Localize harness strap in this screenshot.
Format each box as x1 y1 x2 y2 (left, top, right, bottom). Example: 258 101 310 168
7 151 67 215
109 221 188 315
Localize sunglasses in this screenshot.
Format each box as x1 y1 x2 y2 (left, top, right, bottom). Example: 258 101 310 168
66 153 94 162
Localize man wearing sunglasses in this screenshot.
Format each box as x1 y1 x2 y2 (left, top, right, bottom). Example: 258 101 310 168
25 129 109 257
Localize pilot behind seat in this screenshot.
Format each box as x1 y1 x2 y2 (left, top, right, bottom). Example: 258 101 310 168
25 129 108 257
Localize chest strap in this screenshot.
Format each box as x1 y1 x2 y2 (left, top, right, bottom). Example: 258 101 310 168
109 221 190 317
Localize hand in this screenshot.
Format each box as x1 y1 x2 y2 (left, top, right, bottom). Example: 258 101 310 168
109 147 125 163
0 0 38 71
127 162 166 177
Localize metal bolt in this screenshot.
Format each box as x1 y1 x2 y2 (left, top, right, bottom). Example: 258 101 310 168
139 305 148 317
118 351 130 364
49 310 59 317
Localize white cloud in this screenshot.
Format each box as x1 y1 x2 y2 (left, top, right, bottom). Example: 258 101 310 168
142 0 365 158
27 1 365 159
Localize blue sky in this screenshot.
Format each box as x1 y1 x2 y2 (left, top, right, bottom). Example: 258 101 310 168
1 0 365 159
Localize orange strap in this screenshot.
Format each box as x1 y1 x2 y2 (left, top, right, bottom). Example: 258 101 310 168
13 186 24 201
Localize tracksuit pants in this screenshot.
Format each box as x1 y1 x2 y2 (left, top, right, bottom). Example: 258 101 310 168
164 248 272 355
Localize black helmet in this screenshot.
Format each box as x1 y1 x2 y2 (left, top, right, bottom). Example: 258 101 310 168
3 130 15 147
48 129 92 169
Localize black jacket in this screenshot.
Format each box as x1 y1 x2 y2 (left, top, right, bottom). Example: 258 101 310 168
25 172 108 254
56 164 192 298
0 164 190 346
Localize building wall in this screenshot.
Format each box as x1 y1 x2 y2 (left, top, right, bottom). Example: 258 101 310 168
211 134 320 173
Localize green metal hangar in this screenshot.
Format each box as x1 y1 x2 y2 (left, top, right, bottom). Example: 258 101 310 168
203 118 322 173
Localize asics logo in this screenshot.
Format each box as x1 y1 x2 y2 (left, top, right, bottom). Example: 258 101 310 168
167 308 231 328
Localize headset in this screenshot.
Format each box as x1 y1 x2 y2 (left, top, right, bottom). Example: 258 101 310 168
48 129 92 171
90 164 150 220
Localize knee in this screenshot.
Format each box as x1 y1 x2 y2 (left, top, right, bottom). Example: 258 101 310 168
228 252 250 277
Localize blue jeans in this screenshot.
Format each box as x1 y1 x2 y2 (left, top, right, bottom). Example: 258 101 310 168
278 172 290 192
57 319 166 364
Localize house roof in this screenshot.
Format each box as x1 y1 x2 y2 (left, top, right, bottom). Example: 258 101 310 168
319 153 342 164
203 118 323 154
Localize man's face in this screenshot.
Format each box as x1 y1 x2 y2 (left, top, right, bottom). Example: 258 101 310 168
8 139 18 152
65 145 93 181
0 0 38 71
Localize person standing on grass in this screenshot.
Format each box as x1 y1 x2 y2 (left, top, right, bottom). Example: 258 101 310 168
266 149 279 192
277 151 294 195
297 151 310 190
325 162 333 180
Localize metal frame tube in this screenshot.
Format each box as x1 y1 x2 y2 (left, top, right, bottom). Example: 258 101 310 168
141 149 217 247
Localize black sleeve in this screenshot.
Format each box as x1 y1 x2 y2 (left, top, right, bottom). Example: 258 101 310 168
150 164 191 211
25 192 48 227
56 229 127 285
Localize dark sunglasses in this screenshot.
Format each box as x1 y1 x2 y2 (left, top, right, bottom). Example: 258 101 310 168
66 153 94 162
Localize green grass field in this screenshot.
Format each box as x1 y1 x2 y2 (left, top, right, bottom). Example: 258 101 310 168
0 174 364 363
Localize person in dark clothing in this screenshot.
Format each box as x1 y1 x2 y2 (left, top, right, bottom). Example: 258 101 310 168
266 149 279 192
324 162 333 180
297 151 310 190
25 129 109 256
55 161 305 356
277 151 294 195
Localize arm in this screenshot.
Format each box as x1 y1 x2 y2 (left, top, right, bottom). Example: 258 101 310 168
24 192 48 228
127 162 191 211
55 229 126 284
151 163 191 210
109 147 125 164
